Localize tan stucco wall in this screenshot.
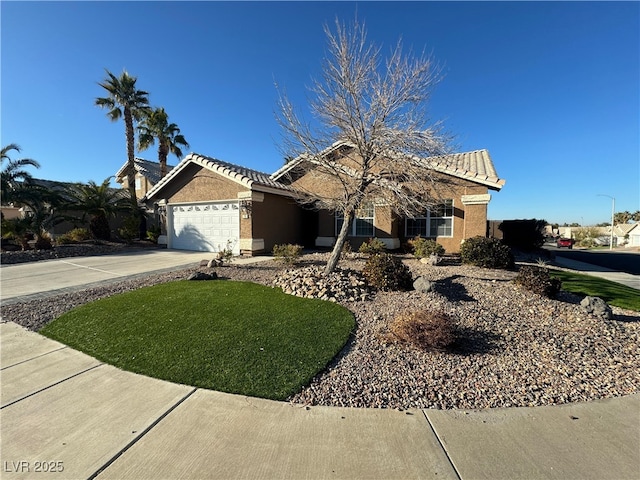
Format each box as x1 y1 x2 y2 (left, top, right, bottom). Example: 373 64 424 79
251 194 303 252
308 172 491 253
160 165 247 203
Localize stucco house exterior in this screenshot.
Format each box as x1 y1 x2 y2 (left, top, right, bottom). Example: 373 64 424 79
142 144 505 255
115 158 175 199
610 223 640 247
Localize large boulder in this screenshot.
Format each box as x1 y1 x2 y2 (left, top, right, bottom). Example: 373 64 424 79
413 276 433 293
580 296 612 320
187 271 218 281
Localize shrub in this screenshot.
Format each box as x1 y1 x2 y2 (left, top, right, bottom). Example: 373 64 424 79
216 239 235 264
460 236 514 270
34 233 53 250
362 253 413 291
273 243 303 265
358 237 386 255
56 228 92 245
386 310 456 351
146 225 162 243
118 215 140 243
409 237 445 258
515 265 562 298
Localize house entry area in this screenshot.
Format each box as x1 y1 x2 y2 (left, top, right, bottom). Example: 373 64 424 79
168 201 240 254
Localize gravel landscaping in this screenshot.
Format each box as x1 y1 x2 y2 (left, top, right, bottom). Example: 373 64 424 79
2 249 639 410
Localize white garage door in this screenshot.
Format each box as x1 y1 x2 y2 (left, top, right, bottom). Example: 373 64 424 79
169 202 240 254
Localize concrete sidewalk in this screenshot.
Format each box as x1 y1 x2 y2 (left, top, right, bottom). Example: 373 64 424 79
0 250 273 305
1 321 638 480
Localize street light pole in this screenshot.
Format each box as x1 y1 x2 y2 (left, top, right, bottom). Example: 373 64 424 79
597 194 615 250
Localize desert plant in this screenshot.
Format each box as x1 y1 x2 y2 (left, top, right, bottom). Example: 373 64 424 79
358 237 386 255
34 233 53 250
573 227 602 248
514 265 562 298
1 217 32 250
217 239 235 264
460 236 514 270
146 225 162 243
56 228 92 245
273 243 303 265
362 253 413 291
385 310 456 351
410 237 445 259
65 178 130 241
118 215 140 243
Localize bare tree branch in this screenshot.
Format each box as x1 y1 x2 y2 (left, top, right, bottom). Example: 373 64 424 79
275 17 454 273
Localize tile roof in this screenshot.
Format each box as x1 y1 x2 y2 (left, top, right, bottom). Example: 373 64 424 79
143 153 294 201
426 149 505 190
115 158 175 185
613 223 638 236
272 141 505 190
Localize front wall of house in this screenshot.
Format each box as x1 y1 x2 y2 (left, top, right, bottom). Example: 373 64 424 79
299 167 492 253
251 194 304 252
163 164 247 203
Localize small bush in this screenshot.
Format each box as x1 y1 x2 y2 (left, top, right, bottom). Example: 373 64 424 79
340 240 352 257
216 239 235 264
386 310 456 351
362 253 413 291
409 237 445 259
57 228 91 245
146 225 162 243
460 236 514 270
118 216 140 243
358 237 386 255
515 265 562 298
34 234 53 250
273 243 303 265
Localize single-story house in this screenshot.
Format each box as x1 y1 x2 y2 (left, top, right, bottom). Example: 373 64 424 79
115 158 175 199
142 143 505 255
610 223 640 247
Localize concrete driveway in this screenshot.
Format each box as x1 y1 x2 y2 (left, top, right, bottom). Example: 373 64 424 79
0 250 211 304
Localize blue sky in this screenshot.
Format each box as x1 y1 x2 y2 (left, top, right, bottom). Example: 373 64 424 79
2 1 638 225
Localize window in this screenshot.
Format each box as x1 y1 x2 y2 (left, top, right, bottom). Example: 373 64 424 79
405 200 454 238
336 202 375 237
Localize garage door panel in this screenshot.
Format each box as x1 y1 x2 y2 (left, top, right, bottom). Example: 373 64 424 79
170 202 240 253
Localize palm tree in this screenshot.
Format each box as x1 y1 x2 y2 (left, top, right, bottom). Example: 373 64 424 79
137 107 189 178
66 177 130 240
1 144 40 203
95 70 150 203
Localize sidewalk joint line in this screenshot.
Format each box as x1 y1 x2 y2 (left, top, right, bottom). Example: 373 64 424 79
59 259 126 277
421 410 462 480
87 387 198 480
1 363 103 409
1 345 68 370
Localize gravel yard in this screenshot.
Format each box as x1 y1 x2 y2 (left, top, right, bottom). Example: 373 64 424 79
2 250 638 410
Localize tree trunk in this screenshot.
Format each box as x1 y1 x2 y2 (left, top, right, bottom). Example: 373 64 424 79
124 107 138 203
159 142 168 179
324 209 354 274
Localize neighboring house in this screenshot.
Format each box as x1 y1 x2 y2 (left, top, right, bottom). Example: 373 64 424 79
143 144 505 255
115 158 175 199
628 225 640 247
611 223 639 247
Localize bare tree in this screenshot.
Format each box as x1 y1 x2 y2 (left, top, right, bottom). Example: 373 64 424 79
276 18 452 273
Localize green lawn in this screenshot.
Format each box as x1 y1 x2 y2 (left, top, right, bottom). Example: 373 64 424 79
40 280 355 400
550 270 640 311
